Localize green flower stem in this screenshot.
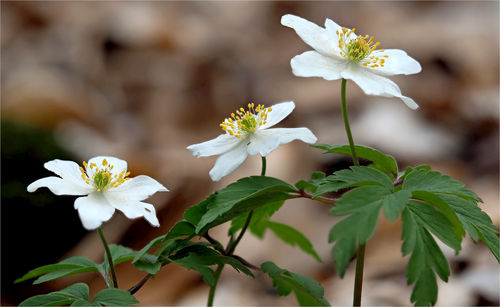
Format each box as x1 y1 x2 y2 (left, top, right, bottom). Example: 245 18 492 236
340 78 364 306
341 78 360 166
353 243 365 306
207 156 267 307
260 156 267 176
97 227 118 288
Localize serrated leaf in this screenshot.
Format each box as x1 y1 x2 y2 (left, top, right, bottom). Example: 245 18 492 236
71 300 100 306
411 191 465 244
330 237 356 278
438 193 499 262
329 204 381 276
408 200 462 253
53 282 90 300
312 179 351 198
261 261 330 306
19 283 91 306
264 221 321 262
133 220 196 263
403 168 481 201
192 176 297 233
228 201 284 237
330 166 394 190
330 185 390 216
169 245 254 286
383 190 411 222
92 288 138 306
410 268 438 306
16 257 99 285
402 205 453 306
313 144 398 176
20 295 75 306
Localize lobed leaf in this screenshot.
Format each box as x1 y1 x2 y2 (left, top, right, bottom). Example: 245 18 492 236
402 168 481 201
329 166 394 190
264 221 321 262
313 144 398 176
184 176 297 234
402 204 453 305
16 257 99 285
19 283 92 306
261 261 330 306
92 288 139 306
169 245 254 286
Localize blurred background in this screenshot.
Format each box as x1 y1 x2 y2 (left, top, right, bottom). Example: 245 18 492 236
1 1 498 306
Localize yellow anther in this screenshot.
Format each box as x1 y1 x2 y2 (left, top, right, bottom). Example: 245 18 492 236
338 27 386 66
220 103 272 139
83 161 88 168
102 159 108 166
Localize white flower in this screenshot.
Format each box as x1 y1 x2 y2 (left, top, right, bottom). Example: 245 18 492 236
281 14 422 109
27 156 168 230
187 101 317 181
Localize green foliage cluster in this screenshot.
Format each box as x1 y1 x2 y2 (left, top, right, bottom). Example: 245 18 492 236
16 144 498 306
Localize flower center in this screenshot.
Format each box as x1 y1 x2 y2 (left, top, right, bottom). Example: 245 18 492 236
337 27 388 68
80 159 130 192
220 103 272 139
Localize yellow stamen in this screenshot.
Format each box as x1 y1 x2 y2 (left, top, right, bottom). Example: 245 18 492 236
338 26 387 68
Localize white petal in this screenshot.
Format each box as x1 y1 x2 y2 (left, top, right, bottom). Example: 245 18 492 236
246 130 281 157
108 175 168 201
27 176 92 195
324 18 343 36
44 159 90 189
104 193 160 227
187 134 241 158
74 193 115 230
209 142 249 181
259 101 295 129
290 51 347 81
267 127 318 146
281 14 342 58
366 49 421 76
341 66 419 110
87 156 127 177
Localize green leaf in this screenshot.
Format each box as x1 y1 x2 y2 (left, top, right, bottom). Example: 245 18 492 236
261 261 330 306
133 260 162 275
330 185 390 216
92 288 138 306
438 193 499 262
228 201 284 237
19 283 92 306
312 179 350 198
53 282 90 300
295 172 326 194
169 245 254 286
411 191 465 245
329 166 394 190
313 144 398 176
186 176 297 234
402 205 453 306
329 204 382 276
133 220 196 263
410 268 438 306
403 168 481 201
20 295 76 306
382 190 412 222
313 165 395 199
16 257 99 284
264 221 321 262
407 200 462 253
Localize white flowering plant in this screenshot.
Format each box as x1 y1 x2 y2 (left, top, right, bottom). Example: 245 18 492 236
15 13 498 307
